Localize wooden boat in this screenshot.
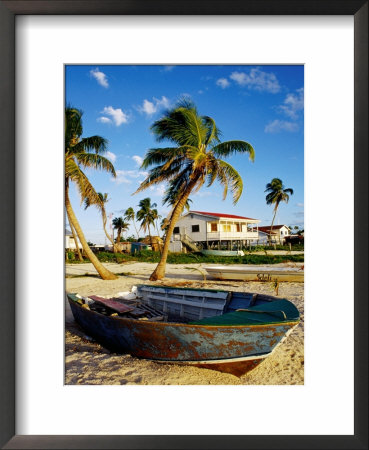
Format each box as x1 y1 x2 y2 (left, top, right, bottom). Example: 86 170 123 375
201 249 245 257
204 265 304 282
67 285 300 377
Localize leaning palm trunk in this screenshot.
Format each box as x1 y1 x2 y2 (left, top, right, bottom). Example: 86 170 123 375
68 216 83 261
102 212 118 253
132 221 140 241
65 187 118 280
149 178 198 281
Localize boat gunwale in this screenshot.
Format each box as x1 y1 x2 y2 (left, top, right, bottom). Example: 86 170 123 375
67 294 300 329
204 266 304 273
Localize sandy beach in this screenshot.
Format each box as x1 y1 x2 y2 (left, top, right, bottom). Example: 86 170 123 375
65 261 304 385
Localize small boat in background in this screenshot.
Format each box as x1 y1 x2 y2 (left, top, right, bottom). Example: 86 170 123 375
201 249 245 257
67 285 300 377
204 265 304 282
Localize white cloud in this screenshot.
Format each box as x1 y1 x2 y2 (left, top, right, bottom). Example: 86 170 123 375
90 67 109 88
138 96 170 116
278 88 304 119
193 191 213 198
264 120 299 133
100 106 128 126
106 151 116 163
97 116 112 124
296 202 304 207
113 169 148 185
216 78 230 89
140 100 156 115
149 184 166 196
230 68 281 93
132 155 143 167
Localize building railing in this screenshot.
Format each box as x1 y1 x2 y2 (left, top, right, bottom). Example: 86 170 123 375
207 231 259 239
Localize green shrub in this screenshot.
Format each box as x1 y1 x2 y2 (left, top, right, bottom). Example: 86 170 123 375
66 251 75 261
68 249 304 266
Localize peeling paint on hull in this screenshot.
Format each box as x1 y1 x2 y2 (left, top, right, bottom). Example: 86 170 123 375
68 297 298 376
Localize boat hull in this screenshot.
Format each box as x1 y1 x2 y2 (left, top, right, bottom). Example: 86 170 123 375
157 353 266 376
201 250 243 256
68 296 298 376
204 266 304 282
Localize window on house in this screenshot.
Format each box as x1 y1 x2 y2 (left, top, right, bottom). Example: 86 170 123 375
236 223 241 232
173 227 180 234
210 223 218 232
192 225 200 233
222 224 231 232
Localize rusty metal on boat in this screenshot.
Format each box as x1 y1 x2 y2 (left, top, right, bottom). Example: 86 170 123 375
67 285 300 376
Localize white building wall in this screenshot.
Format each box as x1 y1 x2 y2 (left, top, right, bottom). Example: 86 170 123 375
169 241 183 253
173 213 259 242
65 235 82 249
172 214 208 242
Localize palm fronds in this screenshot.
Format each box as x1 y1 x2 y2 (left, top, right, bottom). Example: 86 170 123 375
211 140 255 161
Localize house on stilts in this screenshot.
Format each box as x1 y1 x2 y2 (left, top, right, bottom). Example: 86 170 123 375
169 211 260 253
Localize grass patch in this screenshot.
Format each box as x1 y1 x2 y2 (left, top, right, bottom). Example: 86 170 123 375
245 244 304 252
66 249 304 267
166 252 304 265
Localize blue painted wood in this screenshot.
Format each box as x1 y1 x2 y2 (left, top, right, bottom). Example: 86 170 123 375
67 287 299 366
137 284 229 321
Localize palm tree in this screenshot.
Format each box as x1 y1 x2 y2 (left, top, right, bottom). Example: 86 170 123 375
65 107 118 280
84 192 117 251
265 178 293 243
67 219 83 261
135 99 255 280
112 217 129 243
136 198 157 246
151 209 162 238
124 207 140 240
162 183 192 229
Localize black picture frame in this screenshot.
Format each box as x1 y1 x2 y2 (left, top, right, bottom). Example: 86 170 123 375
0 1 367 449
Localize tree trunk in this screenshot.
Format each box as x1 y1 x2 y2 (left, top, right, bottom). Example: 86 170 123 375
269 206 278 245
148 227 152 247
68 216 83 261
65 185 118 280
155 222 162 254
102 211 114 246
149 178 198 281
155 222 161 238
133 220 140 240
102 213 118 253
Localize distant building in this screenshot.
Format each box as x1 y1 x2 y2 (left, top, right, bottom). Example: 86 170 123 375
253 225 291 244
65 228 82 250
170 210 260 252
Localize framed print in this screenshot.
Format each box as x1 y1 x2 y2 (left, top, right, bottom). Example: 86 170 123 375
1 1 367 449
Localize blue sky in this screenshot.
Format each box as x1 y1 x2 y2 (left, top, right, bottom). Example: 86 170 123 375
66 65 304 244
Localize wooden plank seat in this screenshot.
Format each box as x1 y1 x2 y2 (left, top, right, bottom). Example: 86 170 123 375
89 295 164 321
89 296 135 314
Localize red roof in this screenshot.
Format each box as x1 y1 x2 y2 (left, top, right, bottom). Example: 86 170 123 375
190 211 257 221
